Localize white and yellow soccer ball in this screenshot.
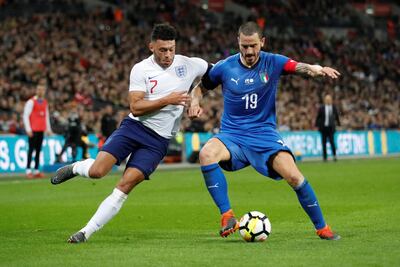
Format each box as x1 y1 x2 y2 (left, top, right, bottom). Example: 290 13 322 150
239 211 271 242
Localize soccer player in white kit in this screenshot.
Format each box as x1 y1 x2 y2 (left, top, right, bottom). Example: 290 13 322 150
51 24 208 243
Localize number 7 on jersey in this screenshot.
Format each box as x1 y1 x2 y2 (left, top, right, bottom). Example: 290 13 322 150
150 80 157 93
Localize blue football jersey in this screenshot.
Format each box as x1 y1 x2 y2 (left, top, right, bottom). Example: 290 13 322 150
208 51 289 133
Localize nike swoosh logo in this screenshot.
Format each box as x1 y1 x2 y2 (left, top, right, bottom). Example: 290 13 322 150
307 201 318 207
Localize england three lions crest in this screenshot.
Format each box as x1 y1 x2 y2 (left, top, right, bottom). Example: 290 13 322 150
175 65 187 78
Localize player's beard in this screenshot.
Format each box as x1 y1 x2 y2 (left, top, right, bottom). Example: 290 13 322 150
241 51 259 66
155 54 174 68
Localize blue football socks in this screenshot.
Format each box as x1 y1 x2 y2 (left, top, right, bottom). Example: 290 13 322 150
294 179 326 230
201 163 231 214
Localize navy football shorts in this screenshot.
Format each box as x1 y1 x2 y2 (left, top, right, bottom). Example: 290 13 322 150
102 117 169 179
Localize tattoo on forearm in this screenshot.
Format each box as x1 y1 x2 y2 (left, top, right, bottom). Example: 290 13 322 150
295 63 311 75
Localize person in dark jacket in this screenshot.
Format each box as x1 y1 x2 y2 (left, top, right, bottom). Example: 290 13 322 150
101 105 117 140
56 110 87 162
315 94 340 161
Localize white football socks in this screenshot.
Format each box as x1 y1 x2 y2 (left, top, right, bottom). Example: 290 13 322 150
72 158 95 177
79 188 128 239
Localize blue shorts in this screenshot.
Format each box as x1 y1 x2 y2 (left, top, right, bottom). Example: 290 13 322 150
102 117 169 179
214 130 294 180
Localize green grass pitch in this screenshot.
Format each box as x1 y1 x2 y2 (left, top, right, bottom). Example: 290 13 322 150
0 157 399 266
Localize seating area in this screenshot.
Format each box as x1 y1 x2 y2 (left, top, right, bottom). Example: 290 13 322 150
0 0 398 134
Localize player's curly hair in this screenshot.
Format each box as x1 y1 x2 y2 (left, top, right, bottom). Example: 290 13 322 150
238 21 263 38
151 23 177 41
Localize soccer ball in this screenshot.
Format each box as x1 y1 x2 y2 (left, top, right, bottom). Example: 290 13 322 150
239 211 271 242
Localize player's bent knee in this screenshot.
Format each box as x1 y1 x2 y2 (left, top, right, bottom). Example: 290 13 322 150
199 148 218 165
117 171 145 194
117 176 145 194
118 179 142 193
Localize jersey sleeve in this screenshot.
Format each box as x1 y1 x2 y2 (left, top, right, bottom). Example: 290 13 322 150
201 60 224 90
129 64 147 92
274 54 292 76
282 59 298 73
188 57 208 77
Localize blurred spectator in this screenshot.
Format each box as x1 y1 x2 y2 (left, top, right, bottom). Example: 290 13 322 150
315 94 340 162
98 104 117 149
101 104 117 140
0 0 398 136
55 108 88 163
23 80 52 178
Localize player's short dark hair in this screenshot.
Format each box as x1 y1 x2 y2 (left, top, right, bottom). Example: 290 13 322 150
238 21 263 38
151 23 177 41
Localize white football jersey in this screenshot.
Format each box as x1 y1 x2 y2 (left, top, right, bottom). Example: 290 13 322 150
129 54 207 138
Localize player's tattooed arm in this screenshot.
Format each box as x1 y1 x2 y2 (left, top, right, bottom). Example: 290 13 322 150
295 63 341 79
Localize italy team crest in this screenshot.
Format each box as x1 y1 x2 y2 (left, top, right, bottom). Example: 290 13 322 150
175 65 187 78
259 72 269 83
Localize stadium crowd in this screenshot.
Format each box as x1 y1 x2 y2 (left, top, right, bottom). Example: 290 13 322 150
0 0 399 135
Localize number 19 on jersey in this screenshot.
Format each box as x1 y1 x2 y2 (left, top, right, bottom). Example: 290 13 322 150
242 93 258 109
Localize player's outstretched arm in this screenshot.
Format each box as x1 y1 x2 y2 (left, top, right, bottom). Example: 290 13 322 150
129 91 190 116
295 63 341 79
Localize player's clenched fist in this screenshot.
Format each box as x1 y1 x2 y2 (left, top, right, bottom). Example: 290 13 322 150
187 104 203 118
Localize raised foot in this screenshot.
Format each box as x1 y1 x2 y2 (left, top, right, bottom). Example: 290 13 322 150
50 164 77 185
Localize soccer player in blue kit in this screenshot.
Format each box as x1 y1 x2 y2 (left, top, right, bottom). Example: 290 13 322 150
188 22 341 240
